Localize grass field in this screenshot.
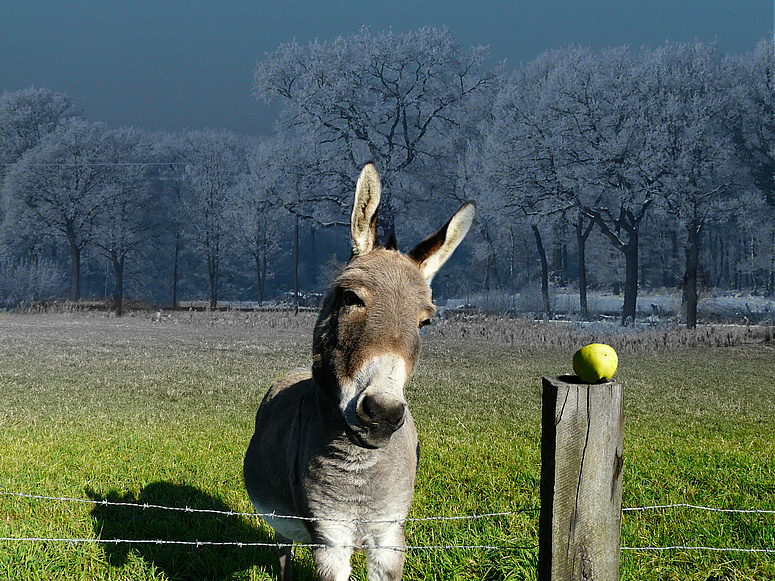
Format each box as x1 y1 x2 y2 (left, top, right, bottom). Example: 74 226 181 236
0 311 773 580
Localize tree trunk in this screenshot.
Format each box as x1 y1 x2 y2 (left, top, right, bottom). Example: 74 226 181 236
587 205 648 326
682 222 702 329
551 239 567 286
532 225 552 319
255 252 266 307
111 250 125 317
68 242 81 302
250 225 268 306
663 229 679 288
208 248 218 311
509 227 518 287
712 231 724 289
481 224 501 292
576 218 594 318
622 232 638 326
769 239 775 299
172 228 180 309
293 213 300 316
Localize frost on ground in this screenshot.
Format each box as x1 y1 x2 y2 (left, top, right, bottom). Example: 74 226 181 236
443 290 775 325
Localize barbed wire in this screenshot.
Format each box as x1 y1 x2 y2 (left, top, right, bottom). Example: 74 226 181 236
5 491 773 521
623 503 775 515
0 537 525 551
622 546 775 554
0 491 536 524
2 491 773 554
1 536 773 554
0 537 304 548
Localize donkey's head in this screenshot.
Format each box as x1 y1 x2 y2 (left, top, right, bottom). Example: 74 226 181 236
312 163 475 449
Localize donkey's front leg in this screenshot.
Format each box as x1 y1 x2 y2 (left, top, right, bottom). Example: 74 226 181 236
312 544 353 581
364 525 407 581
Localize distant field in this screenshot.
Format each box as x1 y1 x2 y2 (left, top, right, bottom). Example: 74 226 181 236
0 312 773 580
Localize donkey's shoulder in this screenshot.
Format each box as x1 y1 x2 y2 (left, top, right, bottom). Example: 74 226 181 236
263 367 314 401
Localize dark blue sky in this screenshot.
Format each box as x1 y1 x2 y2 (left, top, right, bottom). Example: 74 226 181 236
2 1 772 135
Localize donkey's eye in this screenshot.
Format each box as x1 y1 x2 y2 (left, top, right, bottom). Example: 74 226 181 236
342 290 364 308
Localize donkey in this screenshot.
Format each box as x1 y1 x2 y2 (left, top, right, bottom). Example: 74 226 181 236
244 163 475 581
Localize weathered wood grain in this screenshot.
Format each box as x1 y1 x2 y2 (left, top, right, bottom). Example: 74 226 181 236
538 375 624 581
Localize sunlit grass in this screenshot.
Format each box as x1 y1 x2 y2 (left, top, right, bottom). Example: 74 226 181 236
0 312 773 580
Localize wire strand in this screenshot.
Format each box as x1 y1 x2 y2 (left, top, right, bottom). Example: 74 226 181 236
0 491 537 524
7 492 773 520
0 537 534 551
623 503 775 515
2 537 772 554
622 546 775 554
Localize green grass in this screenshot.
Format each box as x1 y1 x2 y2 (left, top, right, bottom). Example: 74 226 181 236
0 312 773 580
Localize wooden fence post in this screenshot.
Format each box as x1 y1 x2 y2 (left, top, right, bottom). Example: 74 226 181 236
538 375 624 581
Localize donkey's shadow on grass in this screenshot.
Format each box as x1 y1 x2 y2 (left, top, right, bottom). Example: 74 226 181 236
86 482 316 581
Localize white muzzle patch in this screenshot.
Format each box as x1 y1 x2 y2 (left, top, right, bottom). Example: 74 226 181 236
340 353 408 448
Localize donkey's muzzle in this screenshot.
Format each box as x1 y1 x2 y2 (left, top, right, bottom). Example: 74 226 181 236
353 392 406 447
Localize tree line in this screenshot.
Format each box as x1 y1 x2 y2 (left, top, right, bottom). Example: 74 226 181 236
1 28 773 326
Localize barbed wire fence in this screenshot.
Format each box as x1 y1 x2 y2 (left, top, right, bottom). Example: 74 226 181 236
1 491 773 554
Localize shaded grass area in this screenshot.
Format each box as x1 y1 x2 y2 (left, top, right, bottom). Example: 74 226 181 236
0 312 773 580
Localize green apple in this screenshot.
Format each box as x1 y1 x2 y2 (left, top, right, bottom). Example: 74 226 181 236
572 343 618 383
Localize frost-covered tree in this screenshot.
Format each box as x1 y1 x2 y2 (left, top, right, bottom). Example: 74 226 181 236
179 129 247 309
255 130 350 312
92 127 157 315
484 47 650 322
254 26 493 239
232 136 294 305
0 87 77 175
149 130 197 308
483 50 584 316
4 118 113 300
732 194 775 295
0 87 78 259
643 42 747 328
727 37 775 207
480 42 758 325
551 46 653 325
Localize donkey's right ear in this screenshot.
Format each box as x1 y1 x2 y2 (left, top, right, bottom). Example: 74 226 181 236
409 201 476 285
351 163 381 257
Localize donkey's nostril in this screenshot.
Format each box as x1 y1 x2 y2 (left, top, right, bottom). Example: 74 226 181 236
360 394 379 422
358 394 406 430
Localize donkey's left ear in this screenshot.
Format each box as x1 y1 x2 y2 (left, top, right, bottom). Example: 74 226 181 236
408 201 476 284
351 163 381 257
